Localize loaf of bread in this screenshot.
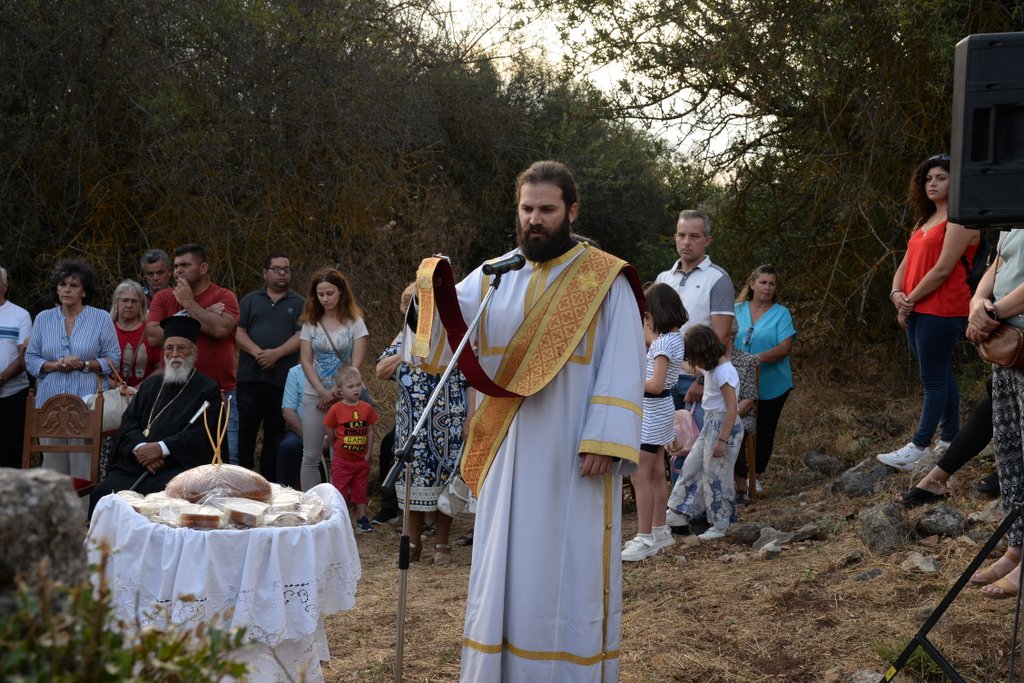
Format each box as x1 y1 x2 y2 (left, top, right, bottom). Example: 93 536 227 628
166 464 272 504
220 498 269 528
268 487 303 512
178 504 224 529
264 511 308 527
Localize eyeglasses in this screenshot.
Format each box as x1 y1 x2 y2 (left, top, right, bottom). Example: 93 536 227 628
268 266 292 274
117 297 141 305
929 153 951 162
743 327 754 347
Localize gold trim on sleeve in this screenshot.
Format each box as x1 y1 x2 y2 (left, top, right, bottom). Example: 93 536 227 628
578 440 640 463
590 395 642 417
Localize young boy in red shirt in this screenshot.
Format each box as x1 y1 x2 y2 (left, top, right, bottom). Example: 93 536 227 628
323 365 379 532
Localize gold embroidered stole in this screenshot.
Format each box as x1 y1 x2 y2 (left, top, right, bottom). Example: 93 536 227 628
460 247 627 494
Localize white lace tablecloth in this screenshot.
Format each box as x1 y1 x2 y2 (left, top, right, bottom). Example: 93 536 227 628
87 483 361 682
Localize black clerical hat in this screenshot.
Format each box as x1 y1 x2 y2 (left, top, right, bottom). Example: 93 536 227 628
160 315 201 343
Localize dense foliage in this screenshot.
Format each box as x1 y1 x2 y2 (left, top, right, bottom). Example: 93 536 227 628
0 0 689 332
540 0 1023 342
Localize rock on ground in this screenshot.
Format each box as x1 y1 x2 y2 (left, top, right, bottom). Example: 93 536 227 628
914 505 965 538
803 449 844 476
834 458 895 497
858 502 907 554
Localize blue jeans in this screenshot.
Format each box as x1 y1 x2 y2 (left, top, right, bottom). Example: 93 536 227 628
905 313 966 448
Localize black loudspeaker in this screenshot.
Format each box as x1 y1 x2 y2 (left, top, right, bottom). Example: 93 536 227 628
950 32 1024 227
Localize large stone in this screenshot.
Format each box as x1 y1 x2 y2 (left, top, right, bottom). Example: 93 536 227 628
900 551 939 573
752 526 796 551
729 522 763 546
969 499 1004 525
914 505 966 538
833 458 894 497
0 469 86 599
803 450 844 476
858 503 907 554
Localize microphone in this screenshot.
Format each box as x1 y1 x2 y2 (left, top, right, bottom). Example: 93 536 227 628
482 254 526 276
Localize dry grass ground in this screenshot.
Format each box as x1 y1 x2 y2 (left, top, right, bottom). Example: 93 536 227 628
323 345 1014 682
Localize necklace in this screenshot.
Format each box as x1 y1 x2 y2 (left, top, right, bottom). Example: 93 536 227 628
143 370 195 437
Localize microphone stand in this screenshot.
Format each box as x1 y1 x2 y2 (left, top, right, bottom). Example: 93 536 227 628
384 266 513 683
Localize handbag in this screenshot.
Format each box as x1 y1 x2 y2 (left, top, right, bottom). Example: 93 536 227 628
437 474 475 517
318 322 375 406
85 367 137 432
978 323 1024 369
975 236 1024 370
666 408 699 458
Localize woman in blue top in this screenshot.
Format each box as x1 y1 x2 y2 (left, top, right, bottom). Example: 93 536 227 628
733 265 795 491
25 258 119 479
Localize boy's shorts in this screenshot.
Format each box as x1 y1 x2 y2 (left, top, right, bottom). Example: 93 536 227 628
332 457 370 505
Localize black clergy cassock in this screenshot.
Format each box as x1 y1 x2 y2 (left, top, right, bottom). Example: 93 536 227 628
88 369 222 515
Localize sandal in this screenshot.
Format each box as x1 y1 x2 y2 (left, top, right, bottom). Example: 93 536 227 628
434 543 451 567
899 475 949 508
408 543 421 563
899 486 947 507
980 576 1020 599
457 532 474 547
970 549 1021 586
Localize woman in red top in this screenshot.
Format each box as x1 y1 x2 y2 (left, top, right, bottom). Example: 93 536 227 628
877 154 980 471
109 279 158 387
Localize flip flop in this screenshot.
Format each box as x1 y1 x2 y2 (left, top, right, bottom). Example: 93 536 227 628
899 486 947 507
980 577 1020 599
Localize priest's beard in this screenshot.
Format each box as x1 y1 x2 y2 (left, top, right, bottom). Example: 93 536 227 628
163 356 195 384
517 215 573 263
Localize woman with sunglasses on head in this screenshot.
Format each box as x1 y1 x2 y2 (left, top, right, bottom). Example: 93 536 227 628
877 154 980 472
734 264 795 493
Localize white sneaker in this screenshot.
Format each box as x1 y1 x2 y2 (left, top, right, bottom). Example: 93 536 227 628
933 440 952 456
698 527 726 541
652 525 676 549
665 509 689 527
876 442 928 471
621 535 659 562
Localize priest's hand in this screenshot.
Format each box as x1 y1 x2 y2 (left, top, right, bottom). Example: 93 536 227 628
579 452 613 477
135 442 166 474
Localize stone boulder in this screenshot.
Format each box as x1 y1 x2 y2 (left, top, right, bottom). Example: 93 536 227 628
0 469 86 603
834 458 894 497
914 505 965 538
752 526 796 551
858 502 907 554
803 450 844 476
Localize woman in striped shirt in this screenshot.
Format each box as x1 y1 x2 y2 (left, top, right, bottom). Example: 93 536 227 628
25 258 119 479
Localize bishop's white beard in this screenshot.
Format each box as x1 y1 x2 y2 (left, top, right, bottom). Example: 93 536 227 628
163 356 195 384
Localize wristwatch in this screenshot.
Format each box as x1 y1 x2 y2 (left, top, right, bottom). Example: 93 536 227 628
81 360 91 373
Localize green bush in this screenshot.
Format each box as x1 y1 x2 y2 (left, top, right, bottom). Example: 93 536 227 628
0 554 248 682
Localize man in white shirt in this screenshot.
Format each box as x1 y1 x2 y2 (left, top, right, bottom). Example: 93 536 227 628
655 209 735 415
0 265 32 469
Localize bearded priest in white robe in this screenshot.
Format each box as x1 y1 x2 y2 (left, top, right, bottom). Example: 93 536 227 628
409 161 645 682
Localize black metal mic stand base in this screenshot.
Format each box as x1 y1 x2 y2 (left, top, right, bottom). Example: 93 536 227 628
881 502 1024 682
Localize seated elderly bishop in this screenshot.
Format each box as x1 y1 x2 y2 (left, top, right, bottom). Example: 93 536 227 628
89 316 222 516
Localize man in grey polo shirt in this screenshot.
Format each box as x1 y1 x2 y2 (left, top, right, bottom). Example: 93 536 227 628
655 209 735 416
235 252 304 480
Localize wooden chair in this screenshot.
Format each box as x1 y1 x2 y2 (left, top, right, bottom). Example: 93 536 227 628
22 388 105 497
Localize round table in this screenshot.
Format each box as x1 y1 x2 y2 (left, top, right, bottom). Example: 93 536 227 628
87 483 361 683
